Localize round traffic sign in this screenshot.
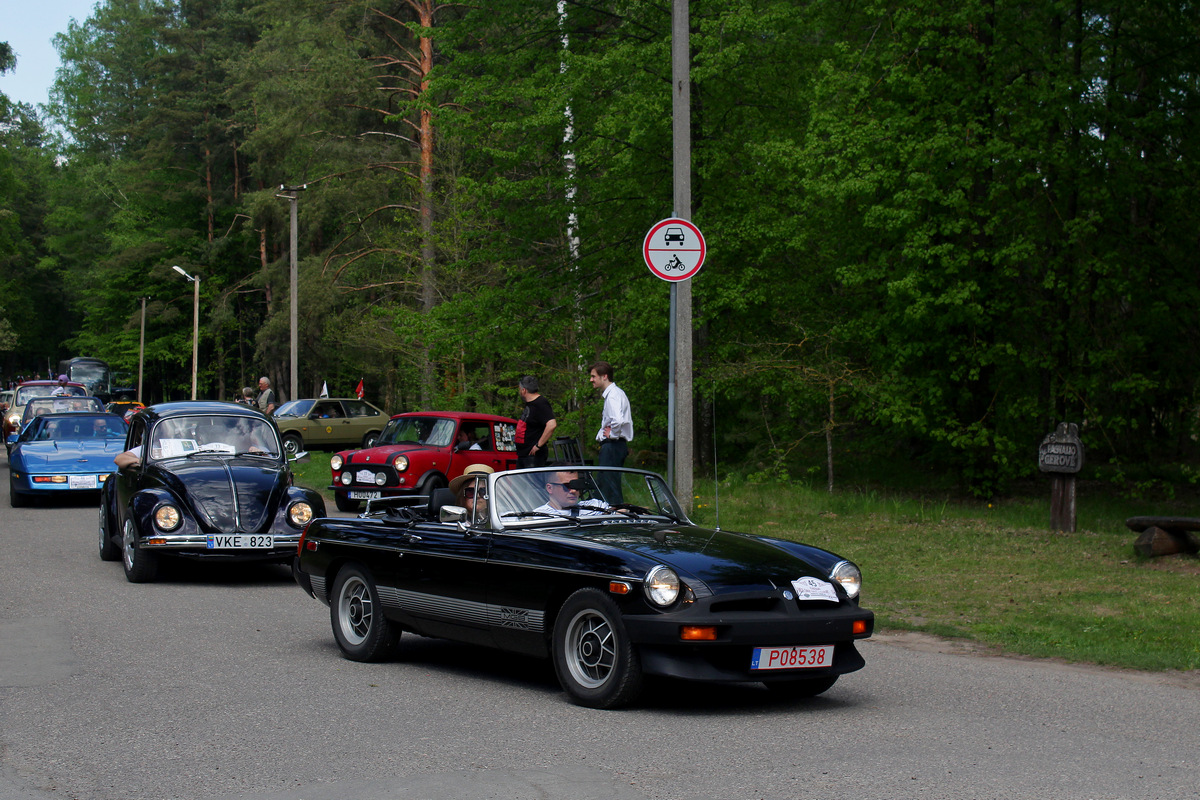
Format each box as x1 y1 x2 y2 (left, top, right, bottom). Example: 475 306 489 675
643 218 706 282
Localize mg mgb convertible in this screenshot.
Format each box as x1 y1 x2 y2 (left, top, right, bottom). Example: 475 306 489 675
294 465 873 708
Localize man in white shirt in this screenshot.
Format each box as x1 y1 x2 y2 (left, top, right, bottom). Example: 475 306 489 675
532 470 613 517
588 361 633 503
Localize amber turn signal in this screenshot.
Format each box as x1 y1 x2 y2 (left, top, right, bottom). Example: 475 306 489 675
608 581 632 595
852 620 868 635
680 626 718 641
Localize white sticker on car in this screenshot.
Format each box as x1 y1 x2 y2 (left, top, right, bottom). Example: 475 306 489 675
791 576 839 602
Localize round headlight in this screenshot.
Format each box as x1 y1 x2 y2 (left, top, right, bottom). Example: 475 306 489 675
154 504 182 532
330 455 344 471
374 472 386 486
288 502 314 527
392 454 408 472
644 565 680 607
339 471 352 485
830 560 862 600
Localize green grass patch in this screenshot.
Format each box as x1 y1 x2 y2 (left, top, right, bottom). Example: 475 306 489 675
690 476 1200 673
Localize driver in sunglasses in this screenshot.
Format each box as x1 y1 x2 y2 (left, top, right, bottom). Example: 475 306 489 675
533 470 618 517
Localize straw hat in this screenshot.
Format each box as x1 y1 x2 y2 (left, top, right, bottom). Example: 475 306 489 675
448 463 494 496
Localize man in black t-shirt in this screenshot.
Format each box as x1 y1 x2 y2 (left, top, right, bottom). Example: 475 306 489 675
515 376 557 468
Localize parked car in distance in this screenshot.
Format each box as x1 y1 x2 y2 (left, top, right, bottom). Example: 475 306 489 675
4 379 89 451
106 400 145 422
294 465 873 708
9 412 128 507
0 389 13 413
273 397 387 456
99 401 325 582
329 411 518 512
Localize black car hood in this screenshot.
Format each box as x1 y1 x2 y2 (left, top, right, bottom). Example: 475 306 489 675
574 524 829 595
156 457 287 533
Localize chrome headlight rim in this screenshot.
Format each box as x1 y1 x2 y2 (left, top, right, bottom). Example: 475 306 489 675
830 560 862 600
644 564 681 607
330 454 344 471
392 454 408 472
153 503 183 532
287 501 314 528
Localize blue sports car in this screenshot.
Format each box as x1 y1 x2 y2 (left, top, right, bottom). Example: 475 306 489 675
8 412 129 507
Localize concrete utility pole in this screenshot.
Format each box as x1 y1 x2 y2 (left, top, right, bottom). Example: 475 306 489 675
278 185 307 403
137 297 145 402
172 266 200 400
671 0 694 512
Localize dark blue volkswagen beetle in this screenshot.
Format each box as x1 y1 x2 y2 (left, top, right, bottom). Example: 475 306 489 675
99 401 326 582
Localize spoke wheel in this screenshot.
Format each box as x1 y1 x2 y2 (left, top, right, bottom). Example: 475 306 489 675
553 588 642 709
331 564 400 661
121 517 159 583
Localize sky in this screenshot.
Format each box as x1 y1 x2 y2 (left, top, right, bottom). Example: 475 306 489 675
1 0 100 108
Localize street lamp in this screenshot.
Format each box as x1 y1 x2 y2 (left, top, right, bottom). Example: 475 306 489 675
172 265 199 400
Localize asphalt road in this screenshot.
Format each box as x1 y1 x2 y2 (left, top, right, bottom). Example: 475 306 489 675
1 463 1197 800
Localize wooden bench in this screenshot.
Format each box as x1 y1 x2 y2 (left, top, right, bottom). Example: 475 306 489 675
1125 516 1200 557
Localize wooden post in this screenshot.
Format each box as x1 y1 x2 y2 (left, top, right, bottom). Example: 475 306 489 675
1049 474 1076 532
1039 422 1083 532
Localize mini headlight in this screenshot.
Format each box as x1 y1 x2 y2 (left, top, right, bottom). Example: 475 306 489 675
154 504 182 532
392 454 408 472
288 502 314 527
644 565 680 607
374 472 386 486
830 560 862 600
339 471 352 485
330 455 344 471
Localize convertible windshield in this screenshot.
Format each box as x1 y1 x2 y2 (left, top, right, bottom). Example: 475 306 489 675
492 467 686 527
377 416 456 448
148 415 281 459
16 385 86 404
24 414 127 442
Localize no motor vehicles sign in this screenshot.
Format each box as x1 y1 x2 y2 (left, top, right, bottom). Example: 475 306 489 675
643 218 706 282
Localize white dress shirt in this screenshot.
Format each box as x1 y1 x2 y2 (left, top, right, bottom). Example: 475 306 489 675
596 382 634 442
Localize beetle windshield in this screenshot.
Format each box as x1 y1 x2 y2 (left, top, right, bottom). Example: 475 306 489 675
377 416 456 448
493 467 686 527
148 415 281 459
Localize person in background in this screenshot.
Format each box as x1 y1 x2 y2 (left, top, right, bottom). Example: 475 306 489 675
50 374 72 396
240 387 255 405
448 463 494 525
256 376 276 415
515 376 557 468
588 361 633 502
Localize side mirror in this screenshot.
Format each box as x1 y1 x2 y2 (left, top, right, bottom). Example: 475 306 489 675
289 450 310 463
439 504 468 524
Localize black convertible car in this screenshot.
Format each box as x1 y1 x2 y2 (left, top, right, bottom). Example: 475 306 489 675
100 402 326 582
294 465 873 708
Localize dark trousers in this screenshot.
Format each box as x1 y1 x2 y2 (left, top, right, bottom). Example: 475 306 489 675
516 448 548 469
597 438 628 503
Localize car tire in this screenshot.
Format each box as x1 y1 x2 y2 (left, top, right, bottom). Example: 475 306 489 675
552 588 643 709
418 474 446 496
361 431 379 448
334 493 360 513
9 485 27 507
763 675 838 699
98 501 120 561
121 517 159 583
282 433 303 457
330 564 400 661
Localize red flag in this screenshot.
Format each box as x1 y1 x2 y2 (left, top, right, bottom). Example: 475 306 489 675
355 378 364 400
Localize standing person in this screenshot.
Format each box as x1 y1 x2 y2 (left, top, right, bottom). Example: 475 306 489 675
256 376 276 416
50 374 71 396
588 361 633 502
239 387 255 405
515 376 557 468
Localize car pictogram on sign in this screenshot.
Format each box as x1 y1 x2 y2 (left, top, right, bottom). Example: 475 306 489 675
664 227 685 245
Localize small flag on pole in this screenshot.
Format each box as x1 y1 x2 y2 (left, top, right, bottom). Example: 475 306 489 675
355 378 364 400
320 381 329 398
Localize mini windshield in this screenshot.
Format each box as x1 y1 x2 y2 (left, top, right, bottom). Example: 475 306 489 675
492 467 686 528
16 385 86 404
148 415 281 459
273 399 315 418
377 416 457 448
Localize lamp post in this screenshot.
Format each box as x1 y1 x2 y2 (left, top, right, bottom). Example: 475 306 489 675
276 184 307 403
172 266 200 400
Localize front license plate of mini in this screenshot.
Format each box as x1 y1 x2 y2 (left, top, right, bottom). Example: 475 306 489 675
206 534 274 549
349 490 381 500
750 644 834 671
